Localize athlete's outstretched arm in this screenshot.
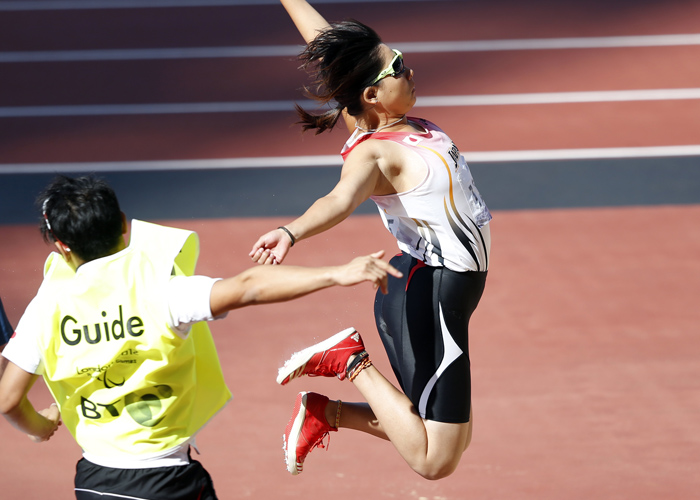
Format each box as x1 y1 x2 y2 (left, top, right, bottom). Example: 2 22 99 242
280 0 330 44
250 149 382 264
211 250 401 316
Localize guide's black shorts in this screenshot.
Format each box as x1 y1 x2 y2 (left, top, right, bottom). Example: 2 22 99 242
74 456 217 500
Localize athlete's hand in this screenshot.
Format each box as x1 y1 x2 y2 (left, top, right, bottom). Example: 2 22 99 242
250 228 293 265
28 403 62 443
333 250 403 294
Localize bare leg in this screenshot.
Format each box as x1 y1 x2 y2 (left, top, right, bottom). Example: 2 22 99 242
325 401 388 440
323 363 473 480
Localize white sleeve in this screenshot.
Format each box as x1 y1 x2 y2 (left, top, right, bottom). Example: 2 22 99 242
2 298 44 375
167 275 226 336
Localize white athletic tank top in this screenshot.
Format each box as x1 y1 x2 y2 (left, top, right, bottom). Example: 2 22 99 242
341 117 491 272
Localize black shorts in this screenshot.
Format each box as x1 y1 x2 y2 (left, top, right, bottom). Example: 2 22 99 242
374 253 487 424
74 456 218 500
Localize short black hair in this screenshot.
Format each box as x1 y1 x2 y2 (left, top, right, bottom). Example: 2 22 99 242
37 175 123 262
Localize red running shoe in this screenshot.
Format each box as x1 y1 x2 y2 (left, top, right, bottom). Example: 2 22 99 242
283 392 336 475
276 328 364 385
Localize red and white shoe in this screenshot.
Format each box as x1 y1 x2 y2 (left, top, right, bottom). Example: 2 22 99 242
283 391 336 475
276 328 365 385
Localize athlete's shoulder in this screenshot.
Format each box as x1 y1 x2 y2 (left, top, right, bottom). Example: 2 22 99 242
408 117 448 136
345 134 390 158
345 135 415 169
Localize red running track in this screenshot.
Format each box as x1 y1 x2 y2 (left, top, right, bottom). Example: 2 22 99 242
1 207 700 499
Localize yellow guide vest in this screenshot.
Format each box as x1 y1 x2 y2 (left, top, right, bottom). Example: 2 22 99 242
37 220 231 458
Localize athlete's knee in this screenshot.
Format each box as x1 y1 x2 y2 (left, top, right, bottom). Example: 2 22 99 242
419 468 457 481
408 448 466 480
412 458 460 481
412 420 470 479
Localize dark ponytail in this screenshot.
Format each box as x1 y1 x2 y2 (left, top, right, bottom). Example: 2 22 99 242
294 103 344 134
296 20 384 134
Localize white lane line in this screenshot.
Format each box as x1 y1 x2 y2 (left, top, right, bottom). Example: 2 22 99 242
417 88 700 106
398 34 700 52
1 146 699 174
0 0 433 11
0 100 299 117
0 46 303 62
464 146 700 162
2 34 700 62
0 156 343 174
1 89 698 118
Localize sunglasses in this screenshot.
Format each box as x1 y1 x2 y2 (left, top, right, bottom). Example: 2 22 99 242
370 49 405 85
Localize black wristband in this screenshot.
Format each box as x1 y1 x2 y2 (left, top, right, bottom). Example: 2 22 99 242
278 226 296 246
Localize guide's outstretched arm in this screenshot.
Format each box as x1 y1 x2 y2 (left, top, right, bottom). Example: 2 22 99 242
211 251 401 316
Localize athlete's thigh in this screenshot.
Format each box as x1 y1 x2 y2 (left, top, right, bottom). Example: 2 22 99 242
404 266 486 423
374 253 414 390
424 418 473 461
375 255 445 417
